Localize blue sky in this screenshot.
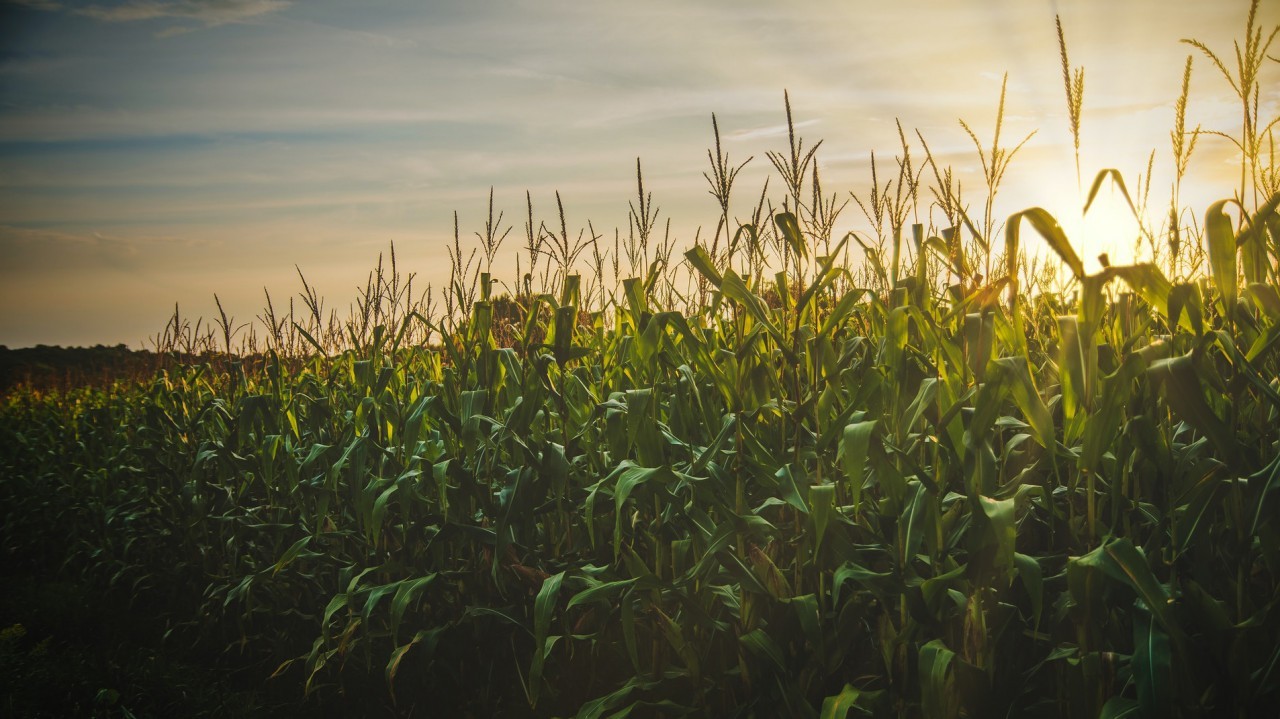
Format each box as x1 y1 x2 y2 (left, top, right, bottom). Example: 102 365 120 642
0 0 1268 347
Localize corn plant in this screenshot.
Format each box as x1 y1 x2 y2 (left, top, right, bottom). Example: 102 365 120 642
2 4 1279 717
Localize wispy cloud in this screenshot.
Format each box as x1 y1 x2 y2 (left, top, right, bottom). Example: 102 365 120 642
10 0 290 32
727 119 821 142
7 0 65 10
0 224 152 272
77 0 289 24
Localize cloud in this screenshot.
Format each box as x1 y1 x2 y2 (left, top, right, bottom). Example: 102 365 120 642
727 119 822 142
154 24 192 37
0 224 143 272
81 0 288 24
7 0 64 10
17 0 289 27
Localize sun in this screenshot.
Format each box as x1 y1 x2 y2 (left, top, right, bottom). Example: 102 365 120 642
1008 164 1151 279
1059 183 1148 272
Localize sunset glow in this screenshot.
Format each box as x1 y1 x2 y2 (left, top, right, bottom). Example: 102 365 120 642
0 0 1267 347
4 5 1280 715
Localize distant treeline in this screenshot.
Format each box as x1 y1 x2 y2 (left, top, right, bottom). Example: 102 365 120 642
0 344 162 394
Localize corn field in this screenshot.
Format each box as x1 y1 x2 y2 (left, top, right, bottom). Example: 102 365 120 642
2 4 1280 717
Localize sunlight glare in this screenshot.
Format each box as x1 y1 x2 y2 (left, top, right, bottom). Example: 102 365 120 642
1059 185 1146 273
1008 166 1152 283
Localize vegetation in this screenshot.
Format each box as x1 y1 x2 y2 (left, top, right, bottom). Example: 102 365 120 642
2 3 1278 716
0 344 159 395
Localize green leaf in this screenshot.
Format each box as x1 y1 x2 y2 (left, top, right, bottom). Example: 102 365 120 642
810 484 836 552
620 592 641 674
1103 541 1172 629
773 464 810 513
854 234 888 287
632 389 670 466
1147 352 1235 459
964 313 994 380
900 481 932 564
1008 207 1083 279
567 578 639 610
819 286 867 337
1240 192 1279 284
1133 604 1173 717
1110 264 1174 322
653 604 700 680
832 562 897 606
385 628 443 692
370 482 397 546
749 543 792 599
361 581 400 625
1174 472 1223 557
1079 271 1111 329
1083 169 1140 221
1069 538 1176 636
1205 199 1239 311
272 535 311 577
1057 315 1091 420
294 322 327 356
970 357 1053 451
901 378 939 440
684 245 723 288
1014 553 1043 629
795 232 853 320
575 677 653 719
819 684 864 719
560 273 581 308
611 463 672 555
321 593 349 645
691 413 737 473
529 571 566 707
1168 282 1205 335
789 593 823 656
1246 322 1280 362
390 574 436 643
1098 696 1141 719
1246 282 1280 321
838 420 876 513
740 628 787 673
1000 357 1054 451
1249 454 1280 537
919 638 957 719
720 269 793 359
775 211 808 261
1081 353 1147 472
552 304 584 364
978 494 1016 583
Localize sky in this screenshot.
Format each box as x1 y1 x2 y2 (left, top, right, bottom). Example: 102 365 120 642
0 0 1272 348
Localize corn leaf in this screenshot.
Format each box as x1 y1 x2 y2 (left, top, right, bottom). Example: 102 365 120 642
1009 207 1083 279
1205 199 1239 311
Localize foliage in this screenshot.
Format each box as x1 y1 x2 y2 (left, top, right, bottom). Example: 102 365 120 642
3 3 1279 716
